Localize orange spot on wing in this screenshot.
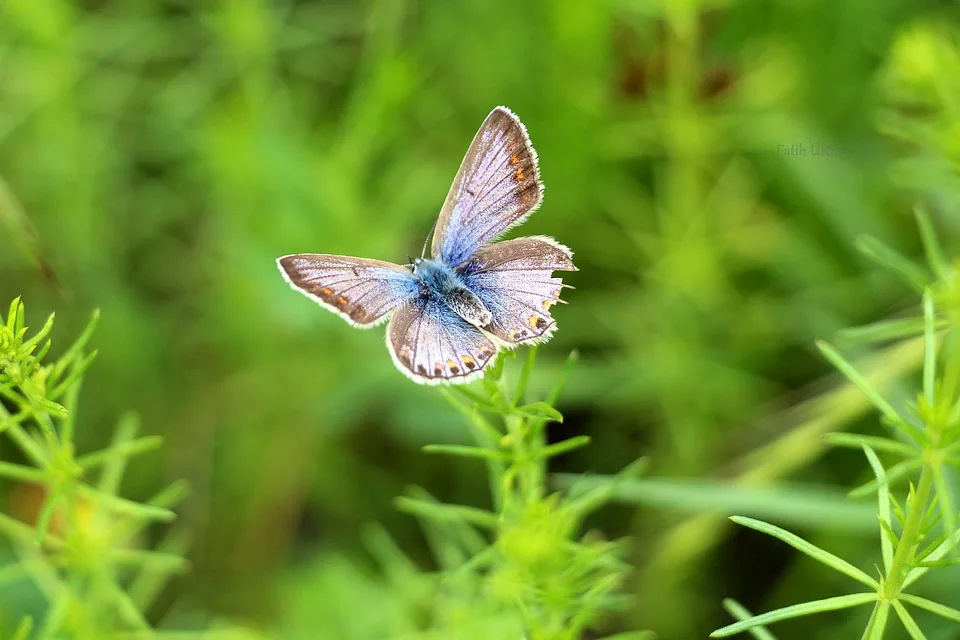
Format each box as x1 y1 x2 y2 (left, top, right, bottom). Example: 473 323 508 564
337 296 349 305
462 355 476 370
509 153 520 165
514 167 525 182
320 287 333 296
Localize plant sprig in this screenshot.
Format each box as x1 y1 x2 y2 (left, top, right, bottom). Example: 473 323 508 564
389 348 647 639
713 213 960 638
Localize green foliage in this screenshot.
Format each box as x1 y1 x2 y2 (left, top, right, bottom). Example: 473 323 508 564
0 298 265 639
390 349 646 640
713 216 960 638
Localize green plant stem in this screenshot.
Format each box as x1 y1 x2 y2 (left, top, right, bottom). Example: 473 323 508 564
883 464 935 599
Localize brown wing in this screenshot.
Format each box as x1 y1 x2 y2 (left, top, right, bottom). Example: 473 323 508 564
431 106 543 267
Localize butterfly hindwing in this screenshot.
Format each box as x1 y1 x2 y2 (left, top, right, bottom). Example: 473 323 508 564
431 106 543 267
387 295 498 384
460 236 576 345
278 254 419 327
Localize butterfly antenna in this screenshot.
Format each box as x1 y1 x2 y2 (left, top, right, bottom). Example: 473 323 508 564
420 221 437 259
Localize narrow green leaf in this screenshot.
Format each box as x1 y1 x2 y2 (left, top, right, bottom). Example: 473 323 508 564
11 616 33 640
932 464 956 559
553 476 879 532
598 633 657 640
899 594 960 623
879 518 900 549
710 593 877 637
0 461 45 483
885 416 931 449
862 446 893 572
722 599 779 640
75 485 176 522
915 207 949 283
107 548 190 573
34 490 61 544
825 433 916 457
512 345 537 407
817 342 901 423
146 480 191 510
98 413 140 497
537 435 590 460
97 568 150 630
923 290 936 406
565 458 648 518
890 493 906 527
914 558 960 567
730 517 879 588
4 297 18 330
892 600 927 640
77 435 163 470
864 601 890 640
50 308 99 380
20 313 54 351
515 401 563 423
855 236 929 292
837 317 937 345
127 527 192 612
849 458 923 498
546 349 579 406
422 444 509 462
446 385 497 411
394 496 498 530
48 349 98 400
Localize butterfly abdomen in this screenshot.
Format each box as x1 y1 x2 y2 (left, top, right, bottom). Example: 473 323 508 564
413 258 492 328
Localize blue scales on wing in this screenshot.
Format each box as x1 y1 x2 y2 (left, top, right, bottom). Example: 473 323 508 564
430 107 544 268
460 236 576 345
387 295 498 384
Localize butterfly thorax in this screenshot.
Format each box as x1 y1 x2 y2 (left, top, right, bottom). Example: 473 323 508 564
413 258 493 329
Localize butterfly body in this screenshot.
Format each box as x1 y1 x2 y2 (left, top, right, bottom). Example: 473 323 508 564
412 258 493 329
278 106 576 384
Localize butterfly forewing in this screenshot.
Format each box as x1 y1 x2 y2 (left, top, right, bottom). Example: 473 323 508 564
431 107 543 267
387 296 498 384
278 254 419 327
461 236 576 345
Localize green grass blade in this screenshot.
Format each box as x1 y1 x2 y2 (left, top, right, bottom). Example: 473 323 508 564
556 477 878 532
824 433 916 457
710 593 877 637
538 435 591 460
836 317 933 345
722 599 779 640
862 446 893 572
393 496 498 530
730 516 879 588
899 594 960 623
864 600 891 640
915 207 949 282
892 600 927 640
77 435 163 470
421 444 509 461
817 341 901 423
849 458 923 498
932 464 956 559
512 345 537 406
11 616 33 640
923 290 935 406
855 235 929 293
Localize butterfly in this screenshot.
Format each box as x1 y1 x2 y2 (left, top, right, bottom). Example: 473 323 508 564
277 106 576 384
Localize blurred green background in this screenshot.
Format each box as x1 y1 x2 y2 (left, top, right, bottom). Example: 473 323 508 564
0 0 959 638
